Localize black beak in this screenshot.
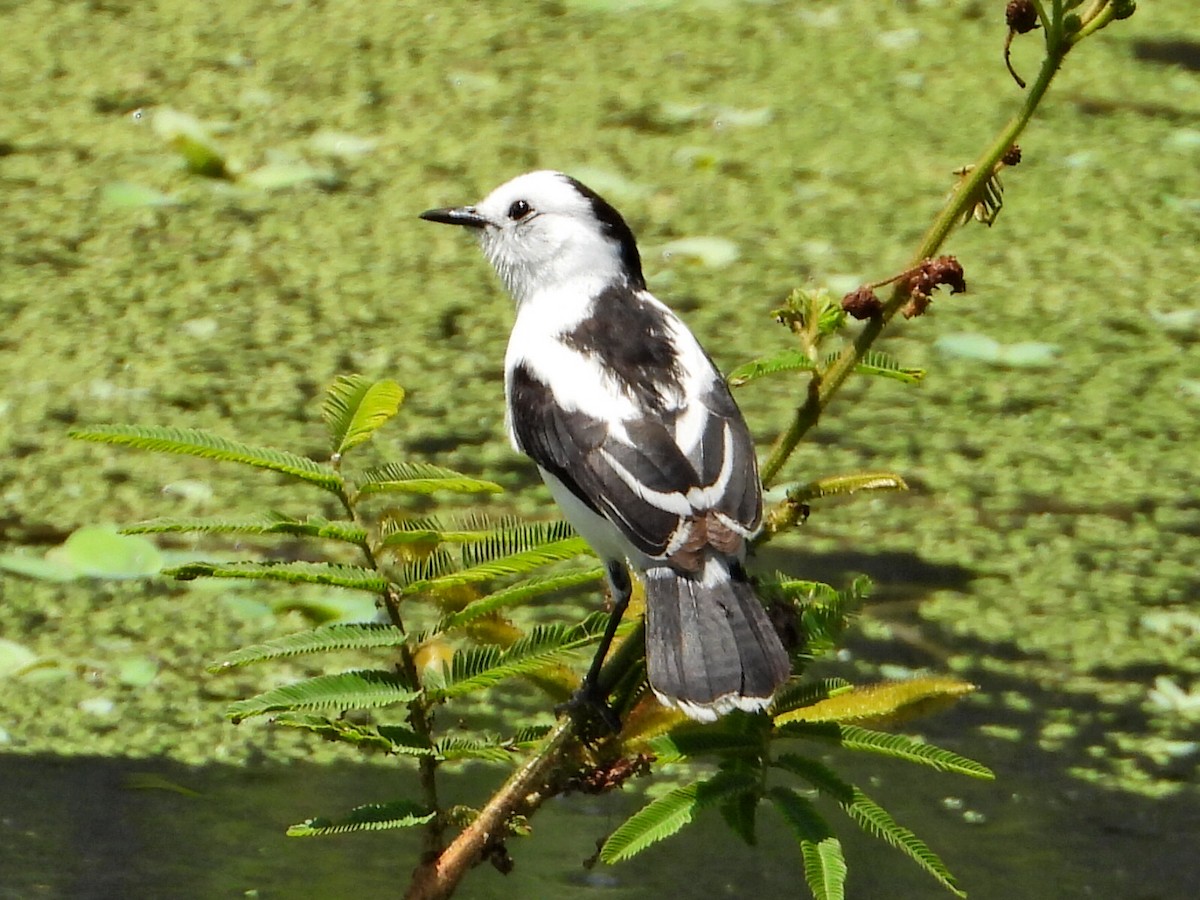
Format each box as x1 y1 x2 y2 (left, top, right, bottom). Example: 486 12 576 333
419 206 488 229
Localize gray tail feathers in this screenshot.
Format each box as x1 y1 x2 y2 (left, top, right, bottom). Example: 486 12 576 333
643 558 790 722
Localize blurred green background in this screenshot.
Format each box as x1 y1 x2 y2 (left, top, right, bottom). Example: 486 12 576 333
0 1 1197 897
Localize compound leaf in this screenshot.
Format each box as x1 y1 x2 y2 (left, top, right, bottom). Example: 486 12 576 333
226 669 419 722
70 425 343 492
288 800 433 837
323 375 405 457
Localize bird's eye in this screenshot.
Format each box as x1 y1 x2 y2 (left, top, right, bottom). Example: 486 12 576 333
507 199 532 220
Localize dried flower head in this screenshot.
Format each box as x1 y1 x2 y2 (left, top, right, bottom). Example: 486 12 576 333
842 286 883 320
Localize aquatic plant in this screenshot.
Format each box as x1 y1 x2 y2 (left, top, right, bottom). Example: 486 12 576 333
66 2 1136 898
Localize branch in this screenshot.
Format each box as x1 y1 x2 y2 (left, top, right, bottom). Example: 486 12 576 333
406 721 575 900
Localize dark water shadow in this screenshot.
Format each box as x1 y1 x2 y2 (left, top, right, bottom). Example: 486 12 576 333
2 545 1196 899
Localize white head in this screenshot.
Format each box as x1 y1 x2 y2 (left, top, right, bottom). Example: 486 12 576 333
421 170 645 305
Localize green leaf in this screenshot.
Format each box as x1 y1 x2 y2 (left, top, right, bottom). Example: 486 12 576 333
123 513 368 546
166 560 388 593
287 800 433 837
647 728 765 764
774 678 978 728
436 567 606 631
69 425 343 492
209 623 405 671
772 756 965 898
226 670 419 722
459 520 578 566
727 349 923 388
786 472 909 505
600 770 758 863
358 462 502 496
843 788 964 898
720 790 759 846
777 722 994 779
435 736 515 764
759 576 867 660
768 787 846 900
379 518 576 561
429 612 613 699
727 349 816 387
854 351 925 384
769 678 854 717
322 375 405 457
404 537 592 595
271 713 432 755
771 753 855 804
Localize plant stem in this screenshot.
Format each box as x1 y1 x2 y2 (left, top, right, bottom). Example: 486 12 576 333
405 719 576 900
338 486 445 856
759 33 1067 489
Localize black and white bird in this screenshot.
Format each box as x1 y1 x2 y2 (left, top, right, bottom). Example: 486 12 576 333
421 171 790 722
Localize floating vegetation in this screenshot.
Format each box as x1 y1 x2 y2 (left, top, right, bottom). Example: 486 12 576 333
658 235 740 269
934 332 1060 368
240 159 341 193
149 107 234 179
0 525 164 581
307 130 378 160
101 181 182 209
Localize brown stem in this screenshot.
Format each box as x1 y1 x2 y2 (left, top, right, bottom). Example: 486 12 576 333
405 721 575 900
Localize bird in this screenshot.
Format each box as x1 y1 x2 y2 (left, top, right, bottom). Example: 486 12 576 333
420 171 790 723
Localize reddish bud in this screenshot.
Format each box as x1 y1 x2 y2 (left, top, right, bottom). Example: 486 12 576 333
842 286 883 320
1006 0 1038 34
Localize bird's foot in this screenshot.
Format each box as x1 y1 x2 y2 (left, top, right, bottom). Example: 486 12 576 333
555 680 621 736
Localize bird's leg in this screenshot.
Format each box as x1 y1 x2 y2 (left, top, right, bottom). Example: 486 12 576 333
559 560 632 733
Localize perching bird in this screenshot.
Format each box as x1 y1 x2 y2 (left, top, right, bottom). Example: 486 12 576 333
421 171 790 722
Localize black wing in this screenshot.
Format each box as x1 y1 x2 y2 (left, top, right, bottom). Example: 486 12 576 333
508 362 760 560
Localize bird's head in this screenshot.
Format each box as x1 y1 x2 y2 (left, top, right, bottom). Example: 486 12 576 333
421 170 645 304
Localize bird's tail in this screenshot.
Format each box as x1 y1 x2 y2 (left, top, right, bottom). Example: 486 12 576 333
643 557 790 722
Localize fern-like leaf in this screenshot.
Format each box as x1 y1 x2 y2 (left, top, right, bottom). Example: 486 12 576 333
435 736 515 763
771 753 855 804
287 800 433 837
270 713 432 755
226 670 419 722
769 678 853 717
727 349 923 388
209 623 404 670
772 756 962 896
646 728 764 764
122 513 368 546
166 560 388 593
404 537 592 596
768 787 846 900
720 790 759 846
436 567 606 631
358 462 502 496
727 349 817 386
785 472 909 506
458 520 578 566
322 375 405 457
759 575 866 660
774 678 977 728
777 722 994 779
429 612 612 699
843 788 965 897
600 770 758 864
852 351 925 384
69 425 343 492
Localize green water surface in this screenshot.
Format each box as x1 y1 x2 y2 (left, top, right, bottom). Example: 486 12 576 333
1 1 1198 897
